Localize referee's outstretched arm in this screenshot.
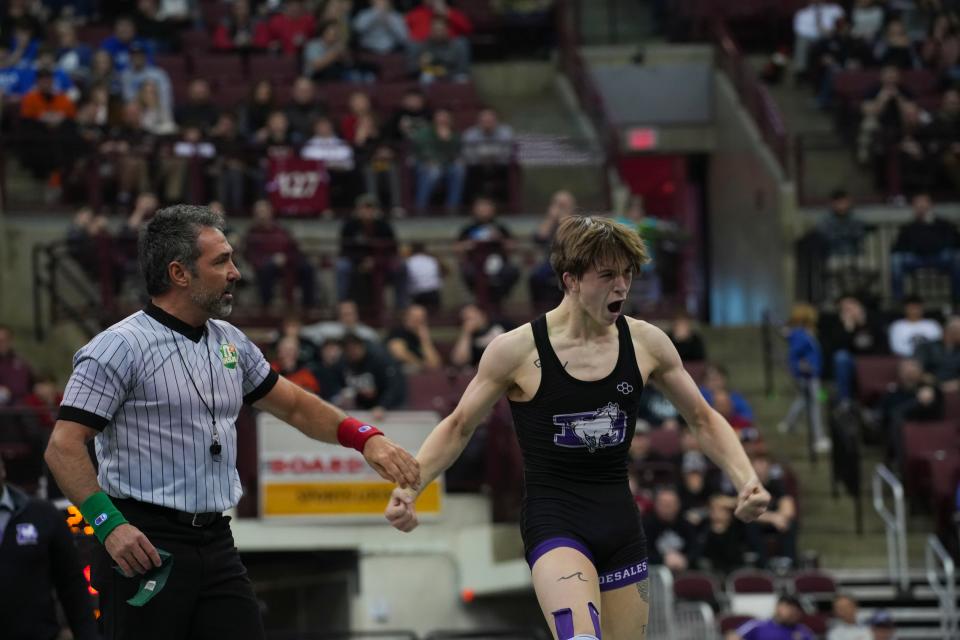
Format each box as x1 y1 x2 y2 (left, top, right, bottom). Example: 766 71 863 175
253 375 420 488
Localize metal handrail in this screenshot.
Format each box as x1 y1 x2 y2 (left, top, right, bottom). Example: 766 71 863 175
872 464 909 593
925 535 957 639
647 565 677 640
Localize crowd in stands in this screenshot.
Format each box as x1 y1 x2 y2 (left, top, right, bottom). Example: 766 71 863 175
786 0 960 197
0 0 526 215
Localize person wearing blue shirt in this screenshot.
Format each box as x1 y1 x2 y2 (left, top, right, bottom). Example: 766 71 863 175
100 16 155 72
780 303 830 453
731 596 815 640
699 362 755 424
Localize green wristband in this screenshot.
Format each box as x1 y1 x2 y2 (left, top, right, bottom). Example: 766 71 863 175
79 491 129 544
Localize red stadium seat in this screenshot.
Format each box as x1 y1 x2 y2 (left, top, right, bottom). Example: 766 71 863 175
191 54 245 81
854 355 900 406
901 420 959 497
943 391 960 419
801 612 828 635
718 614 754 634
649 428 682 460
248 54 301 83
356 52 409 82
155 54 190 80
212 81 252 110
181 29 212 54
790 569 837 602
425 82 481 109
727 568 777 594
674 571 723 611
374 82 420 112
406 370 456 411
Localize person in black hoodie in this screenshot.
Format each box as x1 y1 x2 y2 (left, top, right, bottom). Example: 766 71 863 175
0 456 98 640
891 192 960 300
819 294 886 402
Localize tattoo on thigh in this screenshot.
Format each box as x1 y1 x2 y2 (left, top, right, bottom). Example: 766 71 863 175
558 571 589 583
637 579 649 603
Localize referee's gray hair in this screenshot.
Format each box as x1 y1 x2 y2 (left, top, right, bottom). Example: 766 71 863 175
139 205 226 296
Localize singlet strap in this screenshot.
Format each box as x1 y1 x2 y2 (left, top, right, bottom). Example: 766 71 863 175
531 315 563 375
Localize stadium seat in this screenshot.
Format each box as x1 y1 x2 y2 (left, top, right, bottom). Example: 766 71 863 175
180 29 212 54
727 568 777 594
425 82 481 109
943 391 960 419
374 82 420 112
674 571 724 611
790 569 837 604
248 55 301 83
683 360 706 383
649 428 682 460
155 54 190 81
901 420 959 497
801 612 828 635
853 355 900 406
191 54 245 81
406 370 456 411
718 614 754 635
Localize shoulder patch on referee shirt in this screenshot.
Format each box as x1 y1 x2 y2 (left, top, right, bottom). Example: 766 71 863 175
219 343 238 369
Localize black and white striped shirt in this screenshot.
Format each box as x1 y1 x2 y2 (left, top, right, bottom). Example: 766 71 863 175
58 303 278 513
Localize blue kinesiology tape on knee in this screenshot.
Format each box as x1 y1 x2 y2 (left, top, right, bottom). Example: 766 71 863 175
552 608 574 640
589 601 601 637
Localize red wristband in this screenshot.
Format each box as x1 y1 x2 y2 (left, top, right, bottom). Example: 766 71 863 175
337 417 384 452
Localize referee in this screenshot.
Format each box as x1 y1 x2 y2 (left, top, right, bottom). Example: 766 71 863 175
44 205 419 640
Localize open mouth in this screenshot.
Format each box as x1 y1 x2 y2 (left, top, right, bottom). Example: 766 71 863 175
607 300 624 313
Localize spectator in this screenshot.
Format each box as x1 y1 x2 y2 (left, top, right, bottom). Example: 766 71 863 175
793 0 846 75
302 299 382 346
874 18 921 70
254 109 295 160
462 107 514 205
888 295 943 356
22 374 62 431
916 316 960 390
385 87 431 142
406 0 474 43
850 0 885 40
387 304 443 372
240 79 277 140
820 294 886 402
304 19 375 83
158 125 215 202
271 316 321 368
53 19 92 86
780 303 830 453
456 197 520 304
137 79 176 135
133 0 181 53
816 189 871 258
412 108 465 214
642 486 698 571
921 13 960 80
679 451 712 529
313 338 347 402
0 457 99 640
99 101 155 206
175 77 219 133
255 0 316 55
667 309 707 361
827 594 872 640
700 363 754 426
342 332 405 416
66 207 99 278
729 595 814 640
637 384 681 431
878 356 943 468
695 494 746 575
858 65 916 165
337 193 402 304
896 102 938 195
121 42 172 118
890 192 960 300
0 325 34 406
209 112 249 214
213 0 266 52
529 189 576 305
18 67 79 190
450 302 512 368
243 199 316 309
810 17 873 109
6 19 39 68
931 89 960 191
745 452 798 567
866 611 896 640
302 115 357 207
351 109 403 215
409 16 470 83
284 76 325 144
87 48 123 99
404 241 445 310
100 15 153 72
115 193 157 283
353 0 410 54
271 335 321 394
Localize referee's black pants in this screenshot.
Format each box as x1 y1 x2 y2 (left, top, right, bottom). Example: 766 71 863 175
90 499 265 640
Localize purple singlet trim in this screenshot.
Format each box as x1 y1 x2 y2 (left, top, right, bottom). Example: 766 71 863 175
598 559 649 592
527 536 595 567
589 602 601 636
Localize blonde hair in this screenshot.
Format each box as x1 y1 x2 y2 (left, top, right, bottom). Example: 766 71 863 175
550 215 650 291
787 303 818 330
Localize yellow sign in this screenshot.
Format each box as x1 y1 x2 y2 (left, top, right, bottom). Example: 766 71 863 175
263 481 442 517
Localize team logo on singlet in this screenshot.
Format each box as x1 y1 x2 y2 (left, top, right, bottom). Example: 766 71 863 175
552 402 627 452
219 344 238 369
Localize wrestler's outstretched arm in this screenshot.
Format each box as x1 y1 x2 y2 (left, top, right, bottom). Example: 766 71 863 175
385 331 524 532
643 325 771 522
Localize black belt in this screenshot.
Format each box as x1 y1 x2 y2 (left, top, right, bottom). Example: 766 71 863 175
113 498 223 528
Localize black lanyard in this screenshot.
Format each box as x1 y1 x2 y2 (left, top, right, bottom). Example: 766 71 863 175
170 328 222 460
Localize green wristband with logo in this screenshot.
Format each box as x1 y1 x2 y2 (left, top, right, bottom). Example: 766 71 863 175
79 491 129 544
